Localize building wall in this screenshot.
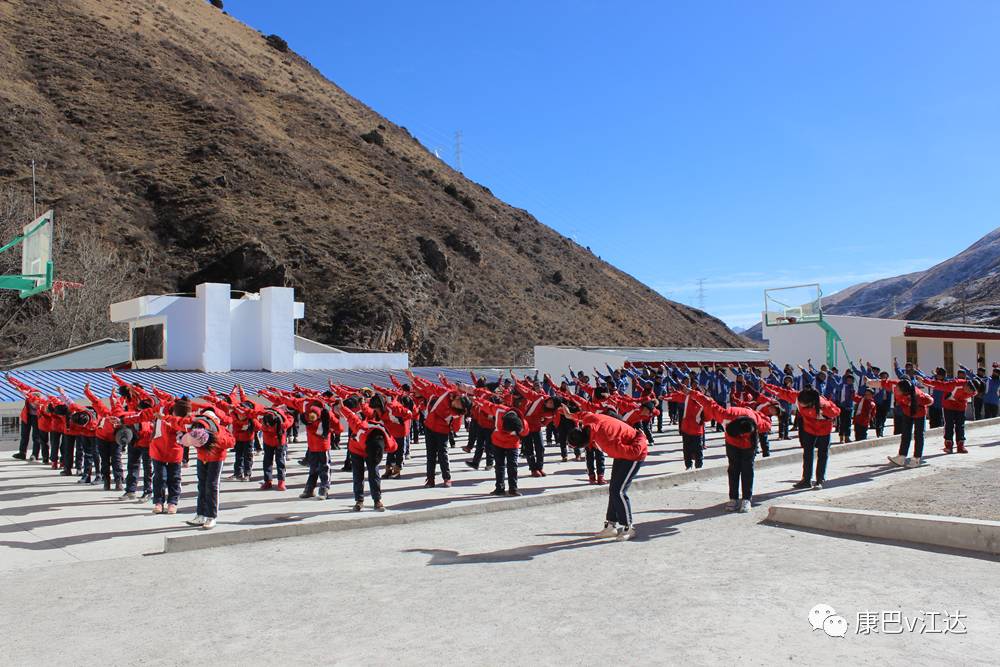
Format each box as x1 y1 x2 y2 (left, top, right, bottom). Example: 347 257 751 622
293 352 409 370
763 315 906 371
890 337 1000 374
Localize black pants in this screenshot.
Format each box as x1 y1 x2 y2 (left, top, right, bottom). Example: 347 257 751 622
81 436 101 479
875 403 889 437
233 441 253 477
726 444 755 500
18 415 44 458
196 459 224 518
681 433 703 469
61 434 76 473
351 448 384 502
48 431 61 464
606 458 642 526
387 435 407 468
424 429 451 481
152 459 182 506
471 428 494 467
493 446 518 491
778 412 790 439
973 396 984 420
897 415 925 458
943 409 966 444
800 432 831 484
986 403 999 419
555 419 572 458
262 444 286 481
759 432 770 456
98 439 124 484
928 406 943 429
586 447 605 477
854 423 868 441
304 450 331 494
656 400 664 432
837 409 852 439
125 445 152 494
545 423 555 444
892 408 902 435
521 430 545 471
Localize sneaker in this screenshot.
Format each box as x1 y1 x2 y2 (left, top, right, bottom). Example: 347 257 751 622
507 489 522 497
588 475 597 485
761 450 771 458
352 501 363 512
597 475 606 485
685 464 693 471
465 461 478 470
905 457 922 468
462 446 473 453
792 480 811 489
489 488 506 497
12 453 26 460
317 489 328 500
29 455 38 462
152 503 164 514
615 526 636 541
424 478 435 488
77 476 91 484
596 522 619 538
299 491 315 499
738 500 752 513
166 504 177 514
442 480 453 488
259 480 273 490
561 456 568 462
538 470 547 477
724 499 738 512
120 492 137 501
530 470 541 478
201 518 216 530
59 470 72 476
812 481 824 490
139 492 153 501
51 461 60 470
887 455 906 467
114 482 123 492
298 458 308 466
276 481 287 492
485 464 493 470
186 515 205 526
225 474 240 481
374 501 385 512
956 444 969 454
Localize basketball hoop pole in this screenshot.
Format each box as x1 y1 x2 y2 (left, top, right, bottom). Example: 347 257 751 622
764 283 850 368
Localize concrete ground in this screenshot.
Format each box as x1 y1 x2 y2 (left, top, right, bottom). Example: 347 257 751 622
2 424 999 665
824 457 1000 521
0 422 816 569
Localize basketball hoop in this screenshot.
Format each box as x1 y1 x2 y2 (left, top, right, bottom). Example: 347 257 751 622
50 279 83 310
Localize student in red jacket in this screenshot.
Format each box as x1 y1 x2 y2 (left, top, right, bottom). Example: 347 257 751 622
476 399 529 496
7 378 46 462
851 388 877 441
921 377 976 454
84 383 126 492
183 407 235 530
663 383 707 469
688 389 774 512
407 370 473 488
335 401 396 511
763 384 840 490
119 398 156 501
882 379 933 467
148 396 191 515
298 403 333 500
563 405 648 541
228 395 259 482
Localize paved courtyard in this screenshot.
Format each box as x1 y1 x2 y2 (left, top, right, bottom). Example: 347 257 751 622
2 422 998 665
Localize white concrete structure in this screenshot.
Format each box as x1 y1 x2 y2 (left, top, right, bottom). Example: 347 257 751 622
110 282 408 371
763 314 1000 373
533 345 770 380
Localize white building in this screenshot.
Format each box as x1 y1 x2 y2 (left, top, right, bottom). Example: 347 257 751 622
533 345 770 380
110 282 408 372
763 314 1000 374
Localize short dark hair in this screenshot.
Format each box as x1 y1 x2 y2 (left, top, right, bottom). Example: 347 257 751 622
567 426 590 447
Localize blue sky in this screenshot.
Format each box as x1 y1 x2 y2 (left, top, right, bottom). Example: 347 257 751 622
223 0 1000 328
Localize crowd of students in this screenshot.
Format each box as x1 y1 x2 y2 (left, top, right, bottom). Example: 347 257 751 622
6 357 997 539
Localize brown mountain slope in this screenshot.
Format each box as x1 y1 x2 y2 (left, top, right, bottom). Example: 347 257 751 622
0 0 742 365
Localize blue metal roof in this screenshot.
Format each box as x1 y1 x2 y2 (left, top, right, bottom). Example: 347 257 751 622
0 367 531 404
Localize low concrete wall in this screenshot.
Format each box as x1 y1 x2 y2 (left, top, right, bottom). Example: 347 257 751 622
766 504 1000 556
163 416 1000 553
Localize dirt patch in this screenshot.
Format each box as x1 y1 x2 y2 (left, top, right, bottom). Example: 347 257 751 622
826 458 1000 521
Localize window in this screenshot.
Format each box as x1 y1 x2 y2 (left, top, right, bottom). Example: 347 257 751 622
943 341 954 377
977 342 986 369
132 323 164 361
905 340 918 367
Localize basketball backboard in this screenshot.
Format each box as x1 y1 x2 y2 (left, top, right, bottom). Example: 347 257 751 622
764 283 822 327
0 209 53 298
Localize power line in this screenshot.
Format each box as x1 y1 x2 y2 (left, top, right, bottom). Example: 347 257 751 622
696 278 706 310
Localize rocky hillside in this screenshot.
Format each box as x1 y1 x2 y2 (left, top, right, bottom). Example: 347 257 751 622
0 0 744 366
823 227 1000 324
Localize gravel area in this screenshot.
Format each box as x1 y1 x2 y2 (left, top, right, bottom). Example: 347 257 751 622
825 457 1000 521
